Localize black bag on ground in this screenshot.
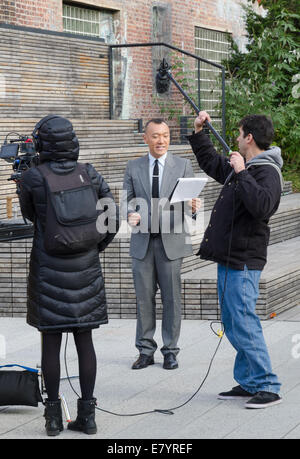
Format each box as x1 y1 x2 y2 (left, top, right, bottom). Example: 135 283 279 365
38 162 103 256
0 365 43 407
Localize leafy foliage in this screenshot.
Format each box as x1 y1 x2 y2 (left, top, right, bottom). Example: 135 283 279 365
224 0 300 174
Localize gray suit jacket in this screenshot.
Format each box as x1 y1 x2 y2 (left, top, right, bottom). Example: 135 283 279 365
122 152 194 260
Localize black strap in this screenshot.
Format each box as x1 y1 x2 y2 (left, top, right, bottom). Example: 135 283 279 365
32 115 60 137
37 162 93 193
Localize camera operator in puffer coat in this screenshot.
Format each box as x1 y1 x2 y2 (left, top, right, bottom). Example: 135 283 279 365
19 115 119 437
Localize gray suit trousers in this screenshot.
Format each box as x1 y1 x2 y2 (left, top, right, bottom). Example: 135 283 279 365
132 235 183 357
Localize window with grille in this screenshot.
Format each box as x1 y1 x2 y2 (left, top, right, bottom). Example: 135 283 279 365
195 27 231 124
63 3 115 43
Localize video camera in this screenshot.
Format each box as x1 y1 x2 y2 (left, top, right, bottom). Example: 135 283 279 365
0 132 39 185
0 132 37 239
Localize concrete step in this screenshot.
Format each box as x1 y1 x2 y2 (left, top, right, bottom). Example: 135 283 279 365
199 192 300 246
78 144 198 185
269 193 300 244
195 174 293 212
0 117 293 221
0 200 299 320
0 119 142 220
0 144 197 220
0 112 298 321
100 192 300 320
78 145 292 201
181 237 300 320
0 118 143 149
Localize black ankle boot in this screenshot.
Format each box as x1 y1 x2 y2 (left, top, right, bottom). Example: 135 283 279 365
44 399 64 436
67 398 97 435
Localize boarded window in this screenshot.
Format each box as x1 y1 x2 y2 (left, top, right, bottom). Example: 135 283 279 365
195 27 230 126
152 4 172 92
63 3 115 43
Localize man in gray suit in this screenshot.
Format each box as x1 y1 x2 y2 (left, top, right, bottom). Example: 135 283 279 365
122 119 200 370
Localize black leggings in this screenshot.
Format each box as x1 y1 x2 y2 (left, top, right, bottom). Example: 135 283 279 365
41 330 97 402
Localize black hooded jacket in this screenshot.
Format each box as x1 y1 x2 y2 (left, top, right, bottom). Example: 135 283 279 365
188 130 283 270
20 116 118 332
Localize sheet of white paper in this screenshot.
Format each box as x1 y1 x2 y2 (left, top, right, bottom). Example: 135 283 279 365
170 177 208 203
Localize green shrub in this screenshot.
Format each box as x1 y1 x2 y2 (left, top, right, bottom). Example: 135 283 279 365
223 0 300 181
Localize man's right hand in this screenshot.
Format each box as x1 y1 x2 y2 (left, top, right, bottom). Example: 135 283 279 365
194 111 211 133
128 212 141 226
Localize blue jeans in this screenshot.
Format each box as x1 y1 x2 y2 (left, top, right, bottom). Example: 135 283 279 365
217 264 281 394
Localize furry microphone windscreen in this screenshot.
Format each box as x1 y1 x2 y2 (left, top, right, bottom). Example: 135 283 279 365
155 59 171 94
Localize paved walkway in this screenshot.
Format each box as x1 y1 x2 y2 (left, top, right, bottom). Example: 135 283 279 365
0 305 300 440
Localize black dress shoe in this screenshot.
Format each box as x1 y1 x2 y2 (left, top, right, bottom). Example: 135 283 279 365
163 353 178 370
132 354 154 370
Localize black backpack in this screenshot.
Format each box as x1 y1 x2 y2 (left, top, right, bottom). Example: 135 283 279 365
37 162 103 256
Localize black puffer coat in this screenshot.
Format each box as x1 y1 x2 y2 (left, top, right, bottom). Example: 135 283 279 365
19 116 118 333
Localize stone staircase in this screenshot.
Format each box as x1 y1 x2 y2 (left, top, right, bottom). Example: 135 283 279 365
0 118 143 220
99 160 300 321
181 199 300 320
0 119 299 320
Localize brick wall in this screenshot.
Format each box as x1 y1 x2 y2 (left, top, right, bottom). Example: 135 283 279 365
0 0 260 129
0 0 62 30
109 0 252 137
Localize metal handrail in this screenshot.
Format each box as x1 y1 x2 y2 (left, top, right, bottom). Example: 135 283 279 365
108 42 226 142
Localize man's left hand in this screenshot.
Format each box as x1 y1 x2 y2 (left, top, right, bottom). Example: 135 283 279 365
188 198 202 214
229 152 245 174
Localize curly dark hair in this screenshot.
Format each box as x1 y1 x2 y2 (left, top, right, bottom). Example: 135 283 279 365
239 114 274 150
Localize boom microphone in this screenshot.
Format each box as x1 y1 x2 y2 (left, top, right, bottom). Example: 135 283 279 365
156 58 171 94
155 59 231 154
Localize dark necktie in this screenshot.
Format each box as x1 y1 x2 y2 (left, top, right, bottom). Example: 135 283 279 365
151 159 160 234
152 159 159 198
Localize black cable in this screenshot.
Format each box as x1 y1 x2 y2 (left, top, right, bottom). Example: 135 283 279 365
63 333 171 417
62 173 236 418
63 328 224 417
147 186 236 416
63 333 80 399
